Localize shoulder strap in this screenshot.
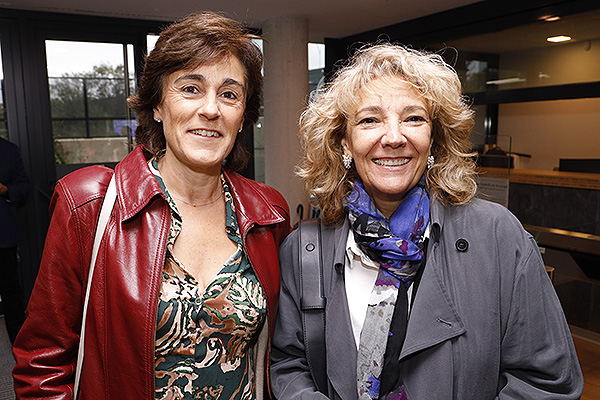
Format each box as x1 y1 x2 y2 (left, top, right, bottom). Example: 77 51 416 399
299 218 328 396
73 173 117 399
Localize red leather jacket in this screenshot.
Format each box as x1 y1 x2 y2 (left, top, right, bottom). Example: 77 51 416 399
13 146 290 399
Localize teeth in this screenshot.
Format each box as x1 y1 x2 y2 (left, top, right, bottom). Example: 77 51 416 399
190 129 220 137
374 158 409 166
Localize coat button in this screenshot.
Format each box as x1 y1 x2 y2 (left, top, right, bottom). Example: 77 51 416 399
455 238 469 252
306 243 315 252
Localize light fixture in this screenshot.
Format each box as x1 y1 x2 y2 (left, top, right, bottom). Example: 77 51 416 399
547 35 572 43
486 77 526 85
540 15 561 22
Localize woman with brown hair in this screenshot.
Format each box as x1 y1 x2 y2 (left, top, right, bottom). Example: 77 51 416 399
13 12 290 399
270 43 582 399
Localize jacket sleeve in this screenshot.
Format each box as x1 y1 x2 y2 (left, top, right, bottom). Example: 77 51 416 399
12 181 94 399
270 230 329 399
497 235 584 399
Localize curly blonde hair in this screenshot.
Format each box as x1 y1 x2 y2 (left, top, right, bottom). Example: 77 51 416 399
298 43 477 225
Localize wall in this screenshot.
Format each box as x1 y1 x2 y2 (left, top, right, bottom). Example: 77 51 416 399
497 38 600 89
497 97 600 171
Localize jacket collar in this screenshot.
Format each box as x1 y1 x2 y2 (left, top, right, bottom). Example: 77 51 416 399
428 196 445 243
222 168 287 236
114 146 165 222
113 146 286 233
400 198 465 360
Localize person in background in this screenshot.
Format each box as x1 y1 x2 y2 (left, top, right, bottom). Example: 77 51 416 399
0 137 30 345
13 12 290 399
270 43 583 399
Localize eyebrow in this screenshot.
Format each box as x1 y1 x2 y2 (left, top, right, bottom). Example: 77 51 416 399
174 74 245 90
354 105 383 115
354 104 429 116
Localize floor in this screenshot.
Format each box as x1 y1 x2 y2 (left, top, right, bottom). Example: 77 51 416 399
0 317 16 400
0 319 598 399
573 334 600 400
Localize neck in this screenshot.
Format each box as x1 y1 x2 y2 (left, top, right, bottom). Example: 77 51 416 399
157 154 223 205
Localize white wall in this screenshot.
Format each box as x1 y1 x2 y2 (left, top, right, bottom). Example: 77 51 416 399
498 97 600 171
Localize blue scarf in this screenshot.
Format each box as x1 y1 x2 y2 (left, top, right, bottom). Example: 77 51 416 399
347 177 429 400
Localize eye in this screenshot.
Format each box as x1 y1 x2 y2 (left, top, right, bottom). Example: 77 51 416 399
182 85 200 95
358 117 378 125
404 115 429 126
221 90 238 100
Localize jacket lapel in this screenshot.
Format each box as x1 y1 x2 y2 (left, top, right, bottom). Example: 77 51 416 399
321 220 359 400
400 202 465 360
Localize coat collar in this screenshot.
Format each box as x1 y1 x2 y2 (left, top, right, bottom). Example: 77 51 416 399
222 168 287 235
114 146 164 222
113 146 287 233
400 199 465 360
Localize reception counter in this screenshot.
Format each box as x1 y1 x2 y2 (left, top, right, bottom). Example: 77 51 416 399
478 167 600 191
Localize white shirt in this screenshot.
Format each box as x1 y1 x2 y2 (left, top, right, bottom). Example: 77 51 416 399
344 226 429 348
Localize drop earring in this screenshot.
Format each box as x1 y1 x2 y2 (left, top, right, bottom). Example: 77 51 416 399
342 154 353 170
427 155 435 169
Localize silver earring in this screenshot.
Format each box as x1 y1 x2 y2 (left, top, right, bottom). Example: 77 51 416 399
427 155 434 169
342 154 353 169
155 117 162 123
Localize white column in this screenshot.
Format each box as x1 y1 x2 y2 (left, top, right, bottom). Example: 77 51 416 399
262 16 309 224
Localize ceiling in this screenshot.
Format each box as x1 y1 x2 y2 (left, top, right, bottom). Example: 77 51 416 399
0 0 481 42
435 8 600 53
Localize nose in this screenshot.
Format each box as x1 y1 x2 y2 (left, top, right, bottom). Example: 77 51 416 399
380 120 407 148
197 93 220 120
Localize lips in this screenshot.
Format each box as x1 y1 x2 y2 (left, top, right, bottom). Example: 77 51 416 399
373 158 410 166
189 129 221 137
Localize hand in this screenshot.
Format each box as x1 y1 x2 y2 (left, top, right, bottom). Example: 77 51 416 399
0 183 8 196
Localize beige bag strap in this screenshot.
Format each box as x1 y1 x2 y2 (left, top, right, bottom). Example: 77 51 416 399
73 174 116 399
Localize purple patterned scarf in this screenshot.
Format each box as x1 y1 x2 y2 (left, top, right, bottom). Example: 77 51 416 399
347 177 429 400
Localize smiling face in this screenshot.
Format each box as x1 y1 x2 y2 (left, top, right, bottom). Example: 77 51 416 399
153 56 246 174
342 76 433 217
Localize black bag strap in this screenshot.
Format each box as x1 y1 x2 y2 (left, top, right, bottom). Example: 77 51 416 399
299 218 328 396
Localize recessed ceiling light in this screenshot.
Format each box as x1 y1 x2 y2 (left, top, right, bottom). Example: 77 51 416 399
547 35 572 43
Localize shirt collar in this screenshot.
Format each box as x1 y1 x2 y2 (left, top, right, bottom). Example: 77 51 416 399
345 228 380 270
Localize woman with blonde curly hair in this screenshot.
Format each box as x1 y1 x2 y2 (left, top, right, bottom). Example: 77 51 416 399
270 43 582 399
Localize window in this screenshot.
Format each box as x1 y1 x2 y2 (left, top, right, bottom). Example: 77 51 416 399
45 40 136 174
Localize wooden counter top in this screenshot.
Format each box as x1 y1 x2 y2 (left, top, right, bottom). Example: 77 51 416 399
478 168 600 191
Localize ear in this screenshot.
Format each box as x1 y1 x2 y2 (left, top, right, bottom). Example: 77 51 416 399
341 137 351 156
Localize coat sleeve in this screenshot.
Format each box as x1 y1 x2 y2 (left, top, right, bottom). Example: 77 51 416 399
497 234 584 399
270 230 329 399
12 181 93 399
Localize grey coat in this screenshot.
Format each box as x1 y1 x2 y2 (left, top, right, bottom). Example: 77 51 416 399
270 198 583 399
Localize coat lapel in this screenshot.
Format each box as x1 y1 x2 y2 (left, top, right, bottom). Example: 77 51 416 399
322 220 358 400
400 219 466 360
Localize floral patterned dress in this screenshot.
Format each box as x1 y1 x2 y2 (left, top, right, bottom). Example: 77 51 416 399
149 159 267 400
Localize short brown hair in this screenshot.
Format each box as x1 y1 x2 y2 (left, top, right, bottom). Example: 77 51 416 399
298 43 477 224
128 11 263 171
